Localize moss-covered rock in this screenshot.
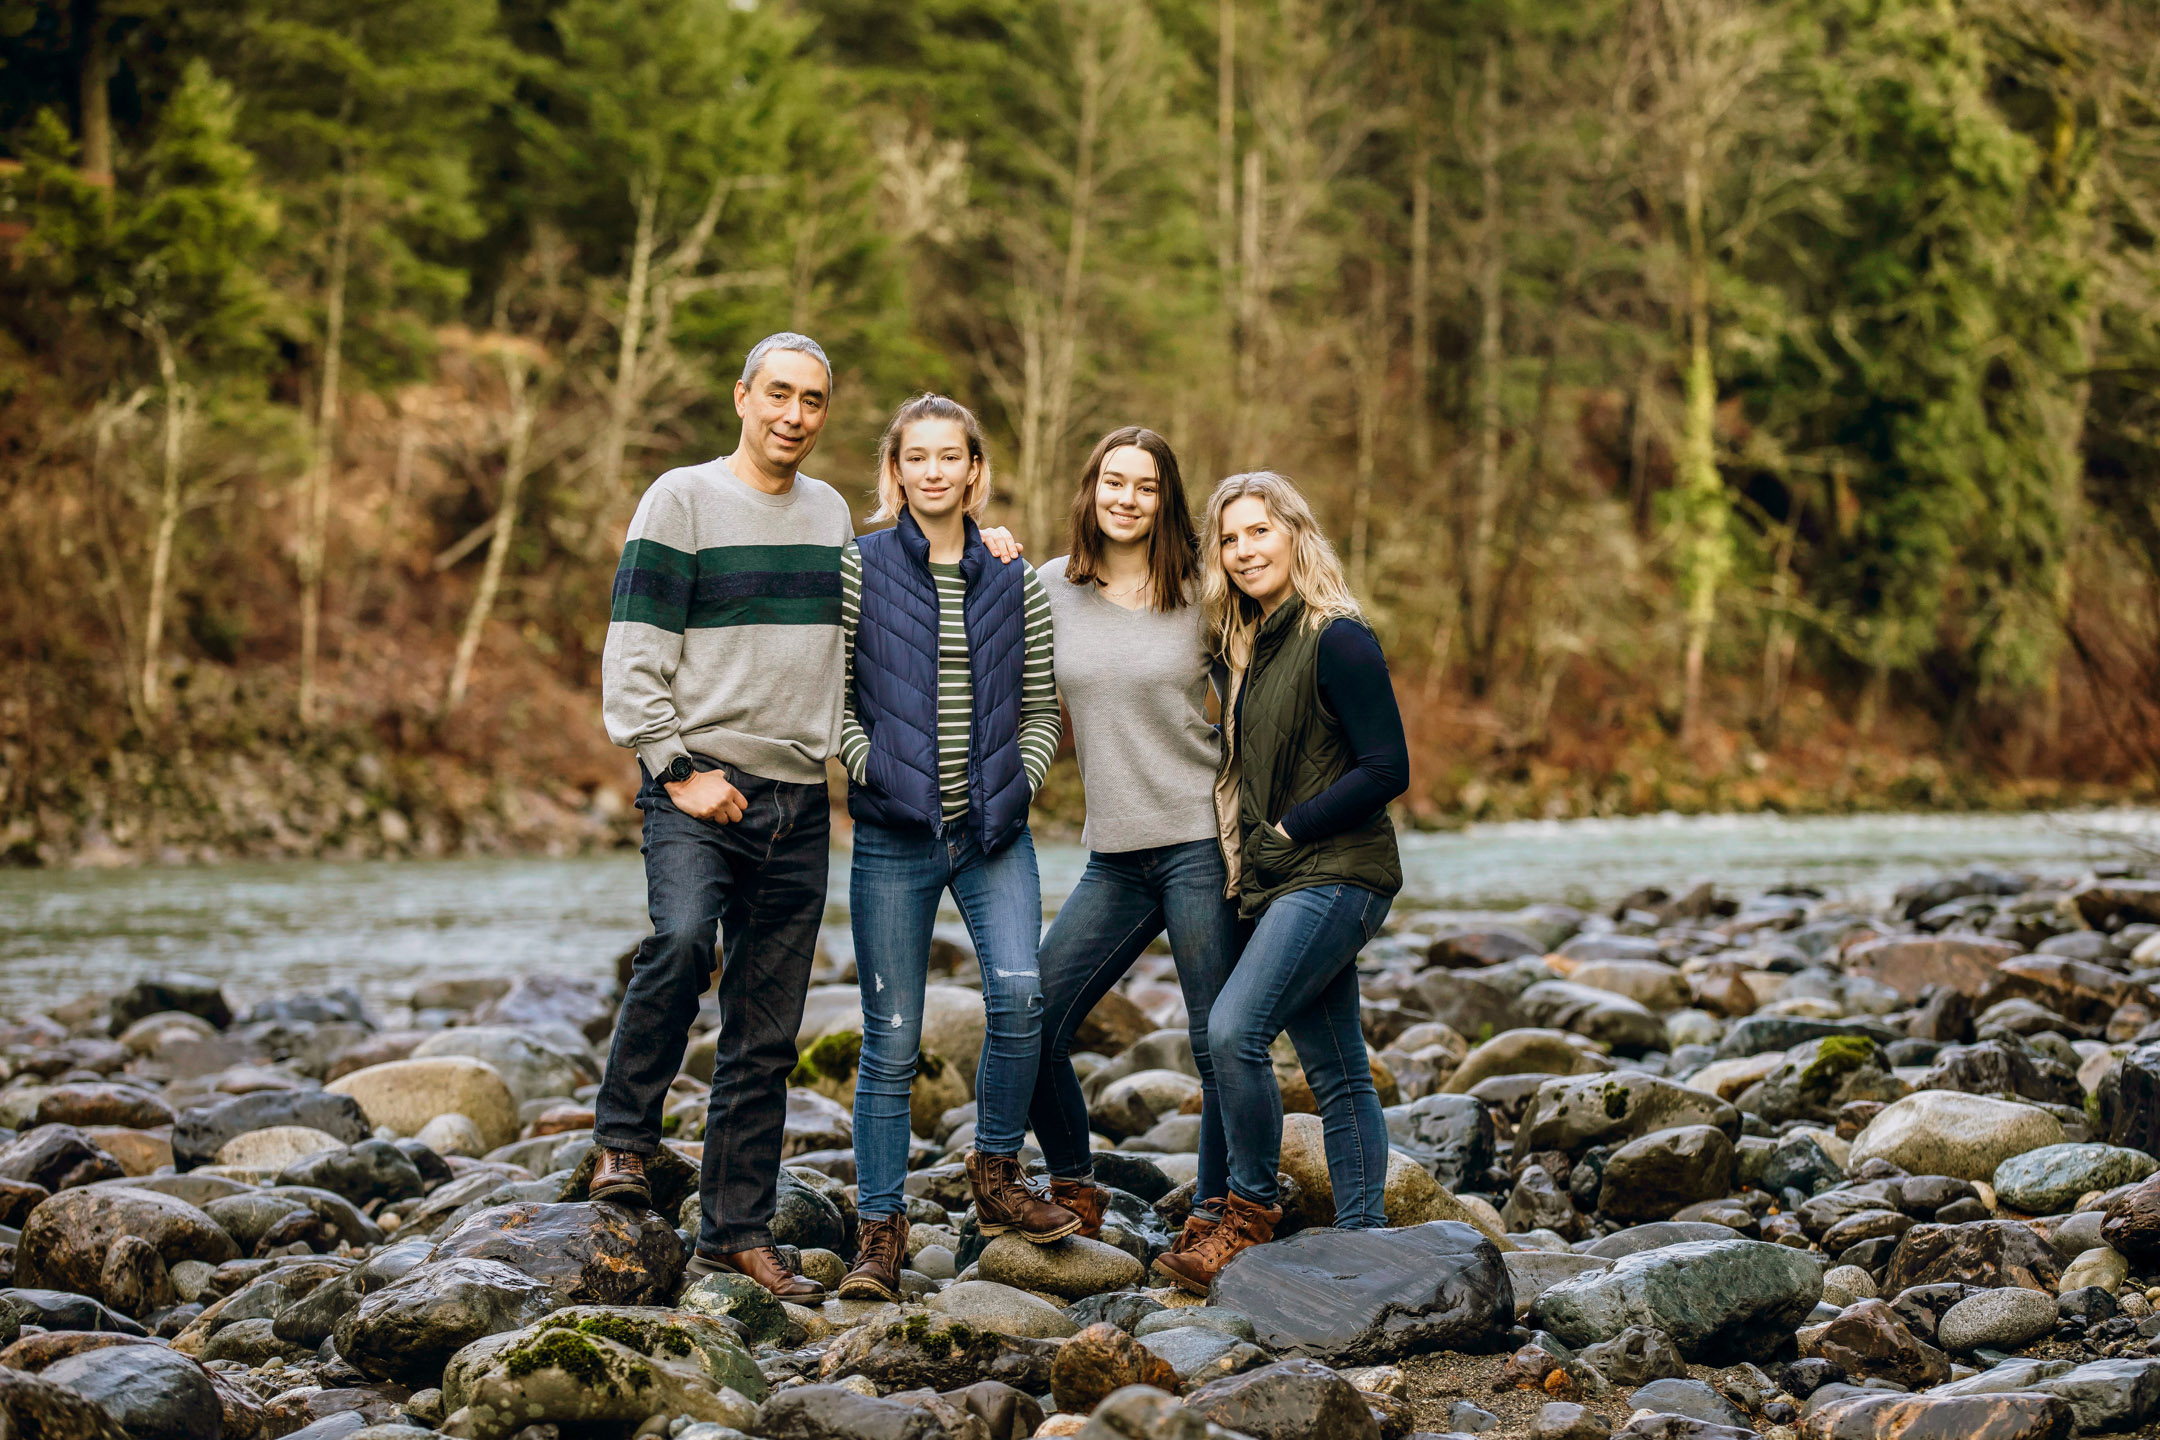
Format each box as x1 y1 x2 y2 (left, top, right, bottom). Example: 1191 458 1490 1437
818 1309 1057 1394
438 1323 758 1440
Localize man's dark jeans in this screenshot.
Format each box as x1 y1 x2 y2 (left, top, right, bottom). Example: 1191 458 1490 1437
594 756 828 1257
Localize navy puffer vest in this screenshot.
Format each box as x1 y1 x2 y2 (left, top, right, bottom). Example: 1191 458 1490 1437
849 510 1030 852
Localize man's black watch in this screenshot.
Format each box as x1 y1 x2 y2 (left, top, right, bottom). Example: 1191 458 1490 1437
664 755 695 784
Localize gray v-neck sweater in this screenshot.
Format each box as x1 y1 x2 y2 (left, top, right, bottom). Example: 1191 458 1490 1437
1039 556 1222 853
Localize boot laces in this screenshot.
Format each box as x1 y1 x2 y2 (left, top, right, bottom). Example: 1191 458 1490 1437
862 1215 906 1270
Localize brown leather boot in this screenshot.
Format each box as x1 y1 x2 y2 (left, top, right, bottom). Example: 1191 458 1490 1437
589 1149 650 1207
1167 1206 1221 1255
1152 1193 1279 1297
967 1150 1083 1243
1049 1176 1112 1239
838 1212 909 1301
690 1244 823 1299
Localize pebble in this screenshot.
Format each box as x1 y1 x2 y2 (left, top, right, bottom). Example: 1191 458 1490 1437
1936 1286 2059 1352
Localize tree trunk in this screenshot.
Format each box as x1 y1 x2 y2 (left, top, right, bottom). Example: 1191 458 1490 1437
1677 138 1726 744
1409 133 1432 475
141 324 186 718
443 347 538 715
1758 525 1795 744
74 0 112 185
1232 145 1263 464
1350 259 1385 595
1035 10 1103 549
1217 0 1237 363
599 177 658 507
298 161 356 725
1465 41 1504 695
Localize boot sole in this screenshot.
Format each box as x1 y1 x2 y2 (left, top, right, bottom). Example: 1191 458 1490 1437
836 1275 902 1302
589 1181 652 1208
975 1214 1085 1244
1152 1258 1213 1298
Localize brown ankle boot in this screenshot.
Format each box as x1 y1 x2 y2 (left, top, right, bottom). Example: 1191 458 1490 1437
838 1212 909 1301
589 1149 650 1207
1049 1176 1112 1239
1153 1193 1278 1297
967 1150 1083 1243
1166 1206 1221 1255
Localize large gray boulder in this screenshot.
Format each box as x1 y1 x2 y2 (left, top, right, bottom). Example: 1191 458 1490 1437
1529 1239 1821 1361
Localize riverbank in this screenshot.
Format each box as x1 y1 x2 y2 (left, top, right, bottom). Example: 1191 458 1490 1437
7 810 2158 1018
8 849 2160 1437
8 693 2153 871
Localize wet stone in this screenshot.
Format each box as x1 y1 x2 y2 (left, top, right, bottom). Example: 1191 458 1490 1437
0 1124 125 1191
1210 1220 1512 1364
1800 1298 1949 1388
0 1365 132 1440
1048 1321 1177 1412
1935 1286 2057 1352
41 1343 223 1440
1883 1221 2063 1294
1531 1238 1822 1361
1182 1357 1383 1440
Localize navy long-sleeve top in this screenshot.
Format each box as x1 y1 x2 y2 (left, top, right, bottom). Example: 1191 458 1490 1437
1234 617 1411 843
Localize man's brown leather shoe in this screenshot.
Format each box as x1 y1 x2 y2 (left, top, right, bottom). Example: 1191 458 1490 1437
1049 1175 1112 1239
589 1148 651 1208
1152 1193 1278 1297
693 1244 823 1299
967 1150 1082 1243
837 1212 909 1301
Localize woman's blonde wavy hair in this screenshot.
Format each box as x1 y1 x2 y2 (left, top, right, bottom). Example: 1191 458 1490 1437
869 393 994 523
1200 470 1364 670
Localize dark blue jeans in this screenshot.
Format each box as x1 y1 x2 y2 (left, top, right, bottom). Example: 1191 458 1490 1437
850 819 1044 1219
594 757 828 1256
1030 839 1244 1205
1212 882 1393 1227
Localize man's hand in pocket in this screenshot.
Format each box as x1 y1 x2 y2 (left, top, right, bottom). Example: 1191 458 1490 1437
666 769 746 823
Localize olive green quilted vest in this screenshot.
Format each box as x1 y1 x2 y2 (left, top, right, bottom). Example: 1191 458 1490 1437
1225 595 1402 918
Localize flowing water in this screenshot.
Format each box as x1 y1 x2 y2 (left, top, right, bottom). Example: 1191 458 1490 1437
2 808 2156 1015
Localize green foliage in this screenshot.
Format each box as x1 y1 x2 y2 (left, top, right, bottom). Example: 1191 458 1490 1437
6 0 2160 792
15 60 277 366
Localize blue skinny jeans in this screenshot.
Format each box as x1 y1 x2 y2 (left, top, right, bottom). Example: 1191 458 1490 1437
1029 838 1245 1206
849 819 1043 1219
1211 881 1393 1227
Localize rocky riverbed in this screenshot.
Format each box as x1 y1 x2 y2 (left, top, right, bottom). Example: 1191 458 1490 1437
8 864 2160 1440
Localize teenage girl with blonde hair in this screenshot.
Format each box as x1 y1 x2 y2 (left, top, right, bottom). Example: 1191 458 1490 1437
834 394 1081 1299
1155 469 1410 1294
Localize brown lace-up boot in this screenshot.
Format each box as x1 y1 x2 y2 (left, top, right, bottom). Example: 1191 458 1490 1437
1167 1206 1221 1255
838 1213 909 1301
589 1149 650 1207
967 1150 1083 1243
1048 1176 1112 1239
1152 1193 1279 1297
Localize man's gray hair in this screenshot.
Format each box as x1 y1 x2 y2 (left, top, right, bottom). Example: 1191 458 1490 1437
740 332 832 389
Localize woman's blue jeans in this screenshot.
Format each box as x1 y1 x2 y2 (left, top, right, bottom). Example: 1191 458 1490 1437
1030 839 1245 1205
1212 881 1394 1227
850 819 1044 1220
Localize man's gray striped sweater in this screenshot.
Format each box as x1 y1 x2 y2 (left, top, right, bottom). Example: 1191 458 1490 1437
600 457 854 785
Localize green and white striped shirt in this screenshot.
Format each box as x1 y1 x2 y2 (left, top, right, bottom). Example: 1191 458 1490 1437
839 540 1061 817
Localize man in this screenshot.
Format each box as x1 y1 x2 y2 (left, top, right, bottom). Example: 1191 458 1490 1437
593 332 848 1298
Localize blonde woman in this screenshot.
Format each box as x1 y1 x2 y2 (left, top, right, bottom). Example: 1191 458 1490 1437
834 394 1081 1301
1155 470 1410 1295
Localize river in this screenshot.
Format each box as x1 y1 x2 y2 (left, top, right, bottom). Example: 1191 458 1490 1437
2 808 2155 1015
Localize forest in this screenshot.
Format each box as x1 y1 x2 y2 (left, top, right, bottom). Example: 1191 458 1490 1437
3 0 2160 866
